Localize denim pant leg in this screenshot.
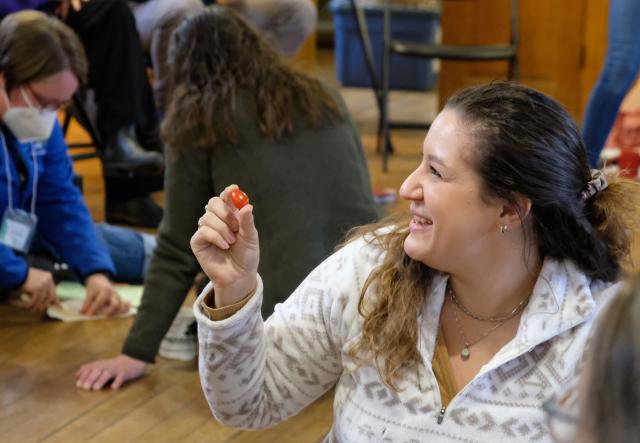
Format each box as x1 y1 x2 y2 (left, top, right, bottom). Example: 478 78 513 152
95 223 157 283
582 0 640 166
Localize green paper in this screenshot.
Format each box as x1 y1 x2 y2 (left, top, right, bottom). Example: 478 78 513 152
56 281 144 307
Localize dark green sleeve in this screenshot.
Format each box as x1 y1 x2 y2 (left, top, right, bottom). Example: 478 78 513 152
122 148 214 363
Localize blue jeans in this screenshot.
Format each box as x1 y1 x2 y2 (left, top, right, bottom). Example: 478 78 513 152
582 0 640 166
95 223 157 283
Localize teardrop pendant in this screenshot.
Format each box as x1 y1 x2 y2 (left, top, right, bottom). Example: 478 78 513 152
460 346 471 360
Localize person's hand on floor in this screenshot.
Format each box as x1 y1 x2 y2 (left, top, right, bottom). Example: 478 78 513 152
81 273 130 316
19 267 59 312
76 354 147 390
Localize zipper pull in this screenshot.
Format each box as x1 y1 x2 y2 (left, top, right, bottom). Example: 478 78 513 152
437 406 446 424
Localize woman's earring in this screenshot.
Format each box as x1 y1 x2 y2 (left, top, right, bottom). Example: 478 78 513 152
500 224 508 234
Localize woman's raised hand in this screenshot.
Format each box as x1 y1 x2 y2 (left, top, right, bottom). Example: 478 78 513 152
190 185 259 307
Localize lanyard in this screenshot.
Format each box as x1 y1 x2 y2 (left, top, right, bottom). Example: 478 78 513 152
0 131 39 216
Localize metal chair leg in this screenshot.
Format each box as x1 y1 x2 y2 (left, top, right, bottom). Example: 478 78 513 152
376 109 384 154
381 0 392 172
62 109 72 135
510 56 520 82
71 93 103 151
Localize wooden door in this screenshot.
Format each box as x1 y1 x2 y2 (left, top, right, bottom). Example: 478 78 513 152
438 0 608 122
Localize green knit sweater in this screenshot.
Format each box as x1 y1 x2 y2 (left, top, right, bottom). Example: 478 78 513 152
122 87 381 363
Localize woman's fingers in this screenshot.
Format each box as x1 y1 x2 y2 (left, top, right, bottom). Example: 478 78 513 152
91 370 114 391
80 367 105 391
198 211 237 244
205 196 239 232
119 300 131 315
97 294 121 317
237 205 258 244
82 288 110 316
29 290 49 312
196 225 231 250
219 183 240 203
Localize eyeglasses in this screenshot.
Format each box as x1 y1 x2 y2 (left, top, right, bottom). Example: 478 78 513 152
542 383 579 443
25 84 69 111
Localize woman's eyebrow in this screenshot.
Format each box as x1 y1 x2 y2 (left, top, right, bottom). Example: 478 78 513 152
428 154 447 168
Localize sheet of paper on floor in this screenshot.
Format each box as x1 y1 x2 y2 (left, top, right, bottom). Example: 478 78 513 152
56 281 143 306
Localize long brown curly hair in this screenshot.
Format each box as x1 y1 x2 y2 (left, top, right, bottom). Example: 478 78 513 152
161 6 342 155
348 82 640 389
576 273 640 443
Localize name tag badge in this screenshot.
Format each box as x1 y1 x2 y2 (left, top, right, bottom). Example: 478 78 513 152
0 208 37 253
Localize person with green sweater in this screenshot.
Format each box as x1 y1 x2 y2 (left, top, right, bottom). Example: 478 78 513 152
75 6 380 391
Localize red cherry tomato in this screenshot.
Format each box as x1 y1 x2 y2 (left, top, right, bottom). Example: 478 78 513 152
230 188 250 209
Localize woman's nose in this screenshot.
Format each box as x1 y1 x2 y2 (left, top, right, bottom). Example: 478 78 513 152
399 169 422 201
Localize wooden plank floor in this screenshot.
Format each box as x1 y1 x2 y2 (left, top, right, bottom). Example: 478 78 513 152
1 49 638 443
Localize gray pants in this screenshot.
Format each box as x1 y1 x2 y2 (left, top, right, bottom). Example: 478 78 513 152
130 0 317 109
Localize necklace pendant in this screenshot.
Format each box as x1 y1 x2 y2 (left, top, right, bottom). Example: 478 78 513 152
460 346 471 360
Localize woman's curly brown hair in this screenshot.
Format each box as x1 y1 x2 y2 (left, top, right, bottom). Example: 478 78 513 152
161 6 342 155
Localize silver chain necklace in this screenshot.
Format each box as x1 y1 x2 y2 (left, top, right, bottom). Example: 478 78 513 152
449 301 510 360
447 284 530 323
447 285 530 360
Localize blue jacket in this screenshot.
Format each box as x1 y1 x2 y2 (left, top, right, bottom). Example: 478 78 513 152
0 122 115 290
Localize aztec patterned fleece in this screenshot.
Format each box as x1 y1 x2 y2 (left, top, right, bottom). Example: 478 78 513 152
194 235 619 442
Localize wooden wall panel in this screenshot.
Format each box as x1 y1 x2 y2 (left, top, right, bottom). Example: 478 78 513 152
439 0 608 122
579 0 609 119
438 0 512 106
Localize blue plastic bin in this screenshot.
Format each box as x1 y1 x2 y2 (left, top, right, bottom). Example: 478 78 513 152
330 1 440 91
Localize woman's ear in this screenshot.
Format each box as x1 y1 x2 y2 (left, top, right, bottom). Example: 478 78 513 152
498 194 532 230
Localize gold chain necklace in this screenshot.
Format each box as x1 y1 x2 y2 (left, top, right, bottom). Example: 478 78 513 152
447 284 530 323
449 301 510 360
447 284 531 360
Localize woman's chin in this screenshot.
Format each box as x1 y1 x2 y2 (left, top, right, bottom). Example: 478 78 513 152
403 235 432 265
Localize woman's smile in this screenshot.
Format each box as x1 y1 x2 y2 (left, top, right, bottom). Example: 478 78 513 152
409 213 433 233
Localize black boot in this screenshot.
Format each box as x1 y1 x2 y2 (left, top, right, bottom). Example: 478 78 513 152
102 126 164 176
106 196 163 229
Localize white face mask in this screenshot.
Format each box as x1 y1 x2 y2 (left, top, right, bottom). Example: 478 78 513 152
2 87 57 143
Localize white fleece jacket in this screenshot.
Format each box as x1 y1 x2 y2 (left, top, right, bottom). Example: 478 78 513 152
194 235 619 442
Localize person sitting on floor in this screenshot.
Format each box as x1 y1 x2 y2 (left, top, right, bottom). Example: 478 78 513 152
0 0 166 229
0 11 130 315
75 6 380 390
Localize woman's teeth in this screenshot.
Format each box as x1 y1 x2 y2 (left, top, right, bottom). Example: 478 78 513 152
412 215 433 225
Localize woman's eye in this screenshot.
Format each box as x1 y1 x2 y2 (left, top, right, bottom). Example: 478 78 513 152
430 166 441 178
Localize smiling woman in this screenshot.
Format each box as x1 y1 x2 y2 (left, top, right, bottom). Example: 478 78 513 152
400 109 509 273
347 83 640 396
191 81 640 442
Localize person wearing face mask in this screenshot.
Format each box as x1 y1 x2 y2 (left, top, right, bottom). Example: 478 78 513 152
0 0 166 229
2 88 58 144
0 10 130 316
